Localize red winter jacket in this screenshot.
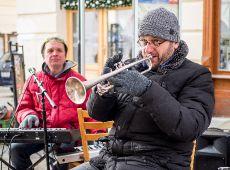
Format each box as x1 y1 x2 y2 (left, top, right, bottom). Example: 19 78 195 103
16 61 91 129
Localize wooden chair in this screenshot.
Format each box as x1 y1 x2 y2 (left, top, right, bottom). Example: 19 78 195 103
74 110 197 169
190 140 197 170
77 108 114 162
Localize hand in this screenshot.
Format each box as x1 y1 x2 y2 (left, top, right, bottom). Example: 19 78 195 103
96 83 114 96
108 70 152 96
100 53 123 87
103 53 123 72
19 115 39 128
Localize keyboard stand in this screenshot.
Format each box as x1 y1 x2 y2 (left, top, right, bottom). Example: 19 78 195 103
56 150 84 164
0 157 16 170
56 144 102 164
27 147 54 170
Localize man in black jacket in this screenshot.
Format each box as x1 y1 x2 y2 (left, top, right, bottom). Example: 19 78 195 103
73 7 214 170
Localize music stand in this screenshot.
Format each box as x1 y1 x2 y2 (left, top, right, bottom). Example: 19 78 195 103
9 41 25 109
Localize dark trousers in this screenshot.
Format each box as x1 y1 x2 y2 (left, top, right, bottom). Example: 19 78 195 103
72 156 167 170
10 143 69 170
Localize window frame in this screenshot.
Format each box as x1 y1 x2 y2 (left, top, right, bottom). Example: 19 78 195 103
66 7 132 77
203 0 230 76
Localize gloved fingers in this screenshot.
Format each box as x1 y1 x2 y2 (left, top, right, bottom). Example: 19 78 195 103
114 83 134 95
108 77 123 87
113 86 125 94
19 119 28 128
110 53 123 64
105 53 123 70
96 83 114 96
108 71 133 81
102 67 112 75
121 70 145 79
128 70 141 75
34 118 39 127
28 116 39 128
19 115 40 128
27 117 34 128
27 118 34 128
107 70 129 80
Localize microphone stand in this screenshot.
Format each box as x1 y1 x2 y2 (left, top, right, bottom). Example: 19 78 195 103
28 68 56 170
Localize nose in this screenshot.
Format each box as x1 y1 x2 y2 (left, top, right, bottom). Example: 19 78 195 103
145 44 155 54
52 50 58 55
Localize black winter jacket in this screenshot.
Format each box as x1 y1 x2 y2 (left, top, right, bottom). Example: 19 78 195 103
87 41 214 169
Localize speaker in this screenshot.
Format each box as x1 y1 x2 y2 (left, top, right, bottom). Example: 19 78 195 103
194 129 229 170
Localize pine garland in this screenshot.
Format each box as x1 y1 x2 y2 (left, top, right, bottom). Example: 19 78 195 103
60 0 132 10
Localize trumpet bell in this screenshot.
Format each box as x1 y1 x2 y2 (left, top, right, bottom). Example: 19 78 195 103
65 77 86 104
65 55 152 105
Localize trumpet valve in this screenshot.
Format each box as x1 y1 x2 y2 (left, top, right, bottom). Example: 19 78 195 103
114 61 124 69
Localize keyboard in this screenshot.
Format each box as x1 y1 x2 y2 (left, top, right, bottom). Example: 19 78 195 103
0 128 80 143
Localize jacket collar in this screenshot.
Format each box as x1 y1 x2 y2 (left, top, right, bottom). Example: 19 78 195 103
42 60 77 78
157 40 188 74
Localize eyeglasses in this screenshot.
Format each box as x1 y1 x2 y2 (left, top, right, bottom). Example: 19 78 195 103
137 38 166 47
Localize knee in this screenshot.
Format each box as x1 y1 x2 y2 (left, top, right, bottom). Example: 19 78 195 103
10 144 25 157
71 162 95 170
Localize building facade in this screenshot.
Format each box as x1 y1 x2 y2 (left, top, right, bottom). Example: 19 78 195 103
0 0 228 116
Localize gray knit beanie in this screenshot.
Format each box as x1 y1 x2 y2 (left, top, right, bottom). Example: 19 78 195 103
138 8 180 42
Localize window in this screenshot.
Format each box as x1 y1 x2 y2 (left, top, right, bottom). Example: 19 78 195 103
203 0 230 117
0 35 4 57
66 7 133 79
219 0 230 71
72 11 99 65
0 33 17 58
107 9 134 61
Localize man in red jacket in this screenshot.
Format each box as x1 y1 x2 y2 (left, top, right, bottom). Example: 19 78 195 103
10 37 91 170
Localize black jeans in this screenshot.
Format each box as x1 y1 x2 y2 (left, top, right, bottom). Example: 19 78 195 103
10 143 70 170
72 156 167 170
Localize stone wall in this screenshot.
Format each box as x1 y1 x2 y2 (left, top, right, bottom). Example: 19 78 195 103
0 0 16 33
180 0 203 64
16 0 66 77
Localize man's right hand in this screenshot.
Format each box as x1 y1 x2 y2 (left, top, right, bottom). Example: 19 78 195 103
19 115 39 128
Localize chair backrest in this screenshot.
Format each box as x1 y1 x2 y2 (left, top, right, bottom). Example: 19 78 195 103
77 108 114 161
190 140 196 170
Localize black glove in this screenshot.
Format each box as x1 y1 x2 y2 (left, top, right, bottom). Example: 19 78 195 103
100 53 123 86
101 66 111 75
104 53 123 72
108 70 152 96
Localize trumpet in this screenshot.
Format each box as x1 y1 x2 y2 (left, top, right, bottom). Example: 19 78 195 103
65 55 152 104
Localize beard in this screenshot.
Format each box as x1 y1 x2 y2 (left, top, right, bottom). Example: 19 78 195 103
161 42 175 64
151 42 175 71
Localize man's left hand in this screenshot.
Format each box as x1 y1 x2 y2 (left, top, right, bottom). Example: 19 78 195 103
108 70 151 96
